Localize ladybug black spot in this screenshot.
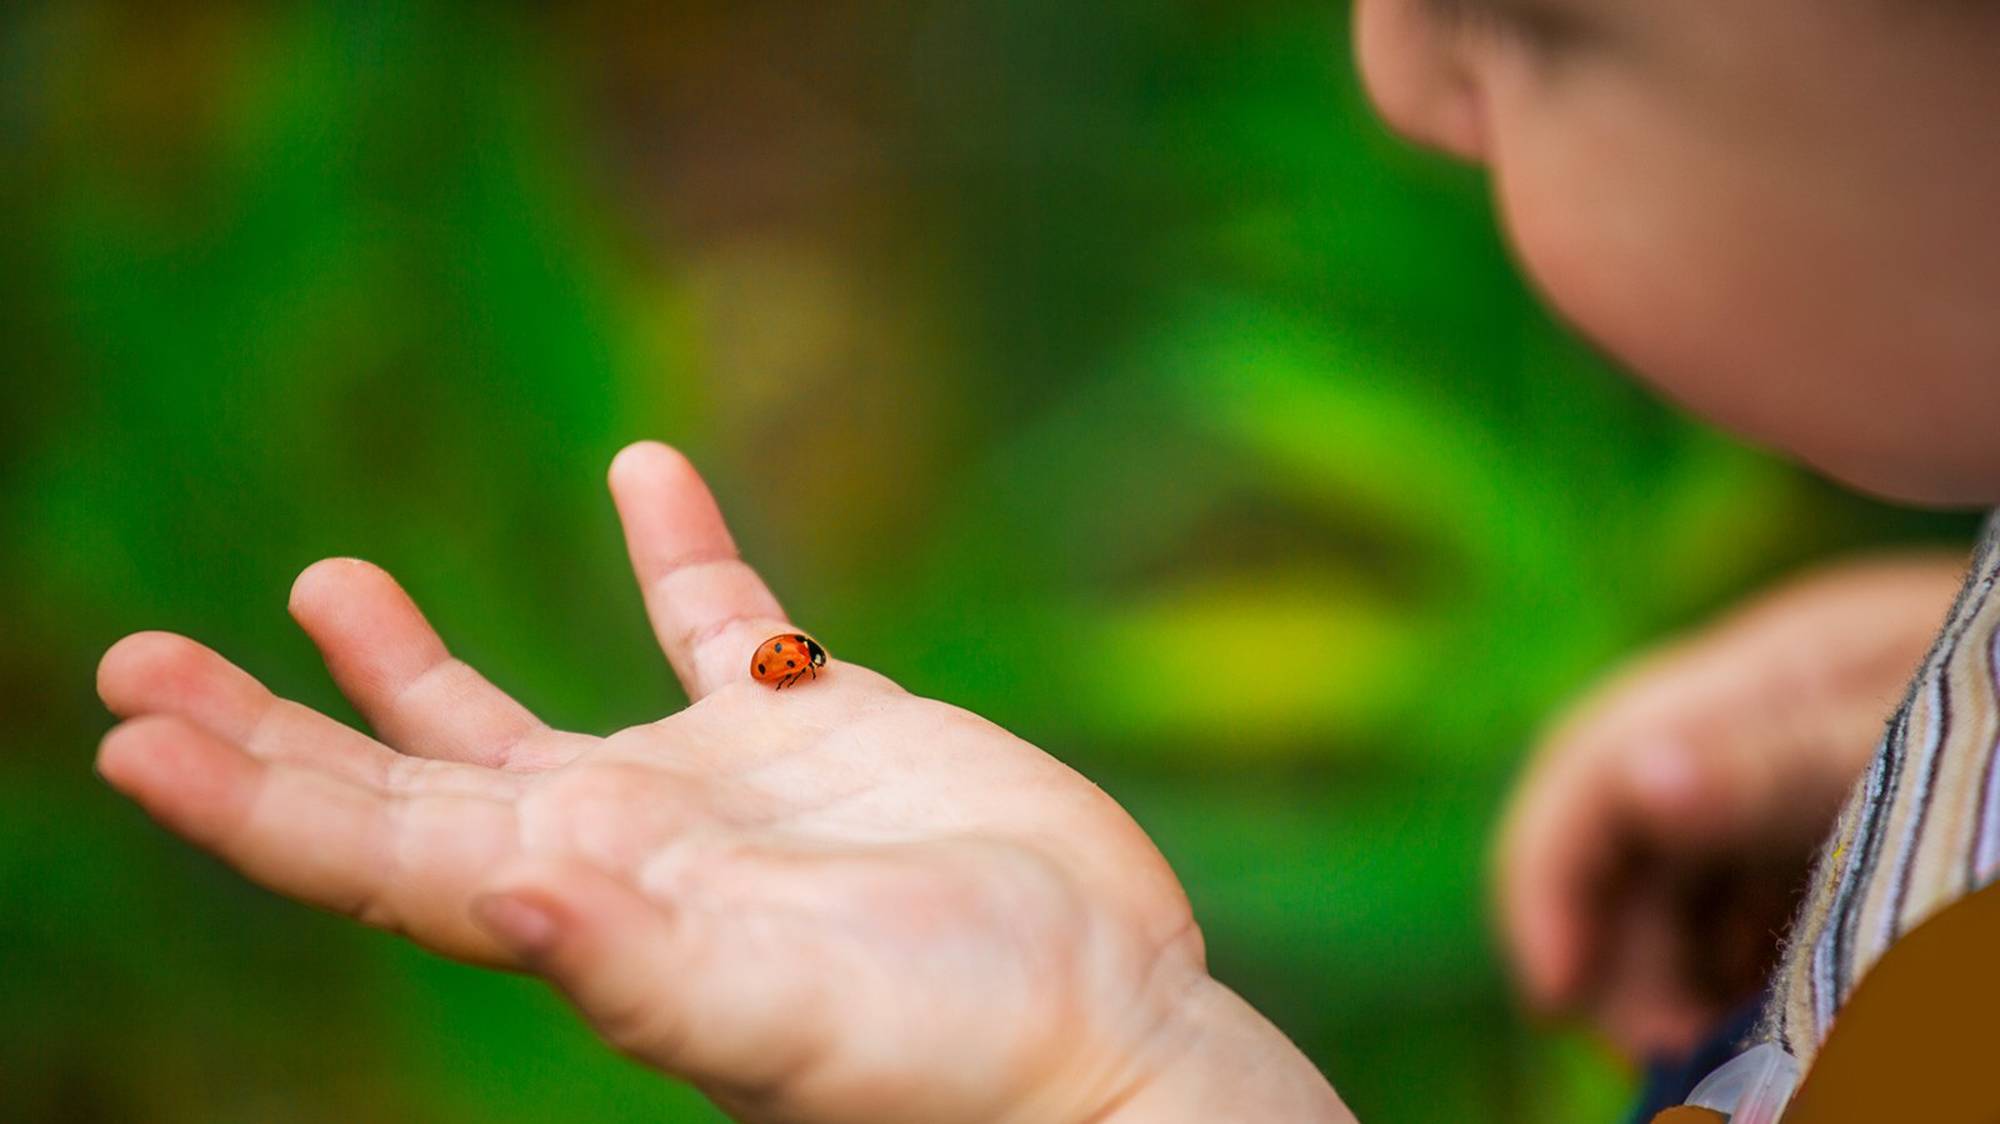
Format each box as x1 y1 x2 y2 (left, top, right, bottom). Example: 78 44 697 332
795 634 808 643
757 663 766 675
772 642 783 653
786 659 797 668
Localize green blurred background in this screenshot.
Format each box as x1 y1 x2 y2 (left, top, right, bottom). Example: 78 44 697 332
0 3 1976 1121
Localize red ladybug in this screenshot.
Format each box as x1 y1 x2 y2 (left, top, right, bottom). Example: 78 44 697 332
751 633 827 689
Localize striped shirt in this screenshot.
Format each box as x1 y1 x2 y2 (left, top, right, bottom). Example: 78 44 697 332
1762 512 2000 1063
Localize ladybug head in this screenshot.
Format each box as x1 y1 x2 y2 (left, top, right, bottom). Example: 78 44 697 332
802 636 827 666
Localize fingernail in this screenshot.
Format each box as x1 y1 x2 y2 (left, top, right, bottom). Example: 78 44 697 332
474 894 558 954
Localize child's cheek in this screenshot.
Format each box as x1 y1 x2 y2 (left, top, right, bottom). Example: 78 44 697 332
1484 82 1750 415
1469 33 2000 505
1477 72 1893 488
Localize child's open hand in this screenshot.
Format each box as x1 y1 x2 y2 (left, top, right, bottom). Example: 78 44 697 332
94 443 1349 1124
1495 552 1966 1063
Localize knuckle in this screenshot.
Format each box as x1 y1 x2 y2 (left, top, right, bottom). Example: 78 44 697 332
677 609 769 663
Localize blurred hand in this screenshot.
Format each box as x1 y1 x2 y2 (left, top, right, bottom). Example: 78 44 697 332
95 443 1349 1124
1496 552 1966 1063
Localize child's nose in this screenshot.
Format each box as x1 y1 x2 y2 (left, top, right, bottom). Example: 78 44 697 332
1352 0 1487 163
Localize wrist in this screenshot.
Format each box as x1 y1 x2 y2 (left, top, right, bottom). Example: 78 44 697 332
1087 977 1356 1124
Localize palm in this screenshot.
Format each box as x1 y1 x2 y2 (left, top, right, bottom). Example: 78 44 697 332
95 444 1199 1124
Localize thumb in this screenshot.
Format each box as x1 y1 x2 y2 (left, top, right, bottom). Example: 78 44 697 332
471 859 692 1068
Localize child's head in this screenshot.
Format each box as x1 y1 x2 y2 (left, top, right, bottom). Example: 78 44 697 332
1354 0 2000 505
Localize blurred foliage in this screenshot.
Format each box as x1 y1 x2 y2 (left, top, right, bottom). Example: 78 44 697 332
0 3 1976 1122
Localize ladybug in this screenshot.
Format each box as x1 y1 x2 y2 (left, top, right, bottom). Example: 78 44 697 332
751 632 827 689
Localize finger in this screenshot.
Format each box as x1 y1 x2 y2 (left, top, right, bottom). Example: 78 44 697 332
99 630 402 789
98 714 520 963
1592 876 1728 1061
1496 747 1604 1012
476 850 833 1091
473 860 699 1070
288 558 556 769
1498 729 1745 1012
608 442 794 700
1504 712 1784 1012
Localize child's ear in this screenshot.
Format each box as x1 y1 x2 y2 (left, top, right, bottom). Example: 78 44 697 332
1352 0 1487 162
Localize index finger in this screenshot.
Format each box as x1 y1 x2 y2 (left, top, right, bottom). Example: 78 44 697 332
98 714 522 964
608 442 796 701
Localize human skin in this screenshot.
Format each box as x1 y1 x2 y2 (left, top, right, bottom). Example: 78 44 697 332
1360 0 2000 1064
95 1 2000 1118
95 442 1354 1124
1353 0 2000 1066
1495 552 1965 1060
1354 0 2000 506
